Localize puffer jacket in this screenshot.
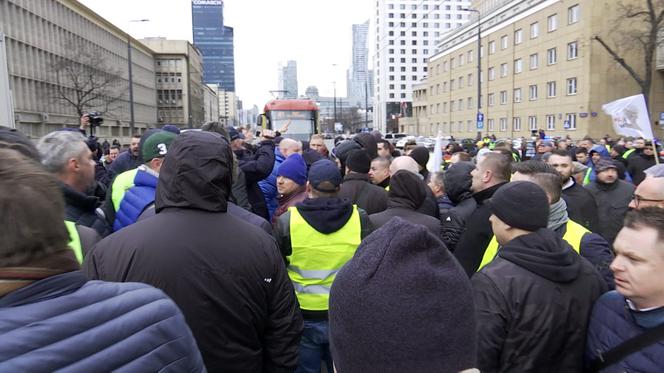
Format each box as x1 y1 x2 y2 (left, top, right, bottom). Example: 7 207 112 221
585 291 664 372
0 271 204 372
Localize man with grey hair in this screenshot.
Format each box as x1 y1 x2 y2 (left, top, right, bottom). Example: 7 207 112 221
279 138 303 158
37 131 110 237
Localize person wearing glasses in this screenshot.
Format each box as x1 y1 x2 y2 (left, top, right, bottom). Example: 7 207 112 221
629 173 664 210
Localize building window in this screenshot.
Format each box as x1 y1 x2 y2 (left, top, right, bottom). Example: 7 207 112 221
547 48 557 65
468 50 474 62
514 58 523 73
458 99 464 110
513 88 522 103
451 57 455 68
567 77 578 95
468 73 473 86
488 67 496 81
500 90 508 105
548 14 558 32
450 79 455 91
547 81 557 98
530 22 539 38
458 76 464 87
501 35 508 49
568 41 578 59
468 97 473 109
500 63 508 77
514 29 523 44
450 101 455 112
530 53 539 70
568 4 580 24
565 113 577 130
488 93 495 106
546 114 556 130
459 54 465 65
468 120 474 132
488 119 495 131
500 117 508 132
529 116 538 131
513 117 522 131
529 84 538 100
489 40 496 54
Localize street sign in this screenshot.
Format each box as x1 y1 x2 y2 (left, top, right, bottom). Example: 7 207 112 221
659 112 664 125
477 112 484 122
564 120 571 129
477 121 484 130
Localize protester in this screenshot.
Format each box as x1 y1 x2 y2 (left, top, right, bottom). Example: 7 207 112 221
37 131 110 237
428 170 454 217
338 149 388 214
233 128 276 220
332 139 362 176
376 139 392 158
279 138 302 157
390 156 440 218
576 147 590 166
548 149 600 232
258 140 285 221
354 132 378 158
273 159 372 372
0 149 204 372
440 161 477 252
369 170 441 237
586 160 635 246
453 153 511 276
309 134 329 157
532 139 554 161
108 134 142 174
84 131 302 371
628 173 664 210
329 218 476 372
368 156 391 188
585 207 664 371
473 181 606 372
273 153 308 221
104 145 120 169
627 141 659 186
408 146 431 181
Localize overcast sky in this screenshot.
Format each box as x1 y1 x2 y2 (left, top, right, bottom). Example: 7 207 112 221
79 0 373 109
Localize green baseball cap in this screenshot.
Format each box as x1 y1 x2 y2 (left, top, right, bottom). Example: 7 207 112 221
142 130 177 161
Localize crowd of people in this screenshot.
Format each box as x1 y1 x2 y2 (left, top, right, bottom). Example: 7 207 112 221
1 118 664 372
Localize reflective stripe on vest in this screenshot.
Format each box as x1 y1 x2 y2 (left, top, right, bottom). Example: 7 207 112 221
112 168 138 211
65 221 83 264
477 220 587 271
385 185 390 191
622 148 636 159
287 205 362 311
583 167 593 186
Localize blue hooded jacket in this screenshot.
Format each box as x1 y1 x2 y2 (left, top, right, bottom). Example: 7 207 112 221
258 147 285 220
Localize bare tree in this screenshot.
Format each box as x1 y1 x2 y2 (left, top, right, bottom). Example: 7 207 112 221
51 40 125 117
593 0 664 109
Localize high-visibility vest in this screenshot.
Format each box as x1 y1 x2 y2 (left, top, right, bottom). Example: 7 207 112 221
111 168 138 211
622 148 636 159
65 221 83 264
477 219 588 271
287 205 362 311
583 167 593 186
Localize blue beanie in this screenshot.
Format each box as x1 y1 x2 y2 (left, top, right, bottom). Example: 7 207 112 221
277 153 307 186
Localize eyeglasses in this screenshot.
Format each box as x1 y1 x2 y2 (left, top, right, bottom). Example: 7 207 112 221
631 194 664 207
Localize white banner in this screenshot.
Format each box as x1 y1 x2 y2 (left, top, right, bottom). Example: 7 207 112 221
429 132 443 173
602 94 654 140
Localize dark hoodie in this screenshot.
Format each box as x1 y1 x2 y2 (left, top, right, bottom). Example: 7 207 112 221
409 146 431 181
627 149 657 185
440 162 478 252
354 133 378 159
472 228 606 373
369 170 441 237
84 131 303 372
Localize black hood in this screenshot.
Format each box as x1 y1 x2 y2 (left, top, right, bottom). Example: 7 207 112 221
388 170 426 210
296 197 354 234
155 131 233 213
498 228 582 283
354 133 378 159
444 161 475 204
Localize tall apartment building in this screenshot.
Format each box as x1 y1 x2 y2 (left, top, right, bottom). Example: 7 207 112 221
0 0 157 139
140 38 205 128
278 61 298 99
373 0 471 133
192 0 235 91
421 0 664 139
347 21 373 108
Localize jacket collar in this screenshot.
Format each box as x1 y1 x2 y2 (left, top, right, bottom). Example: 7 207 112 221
0 271 87 308
473 182 507 204
61 183 99 211
343 172 370 183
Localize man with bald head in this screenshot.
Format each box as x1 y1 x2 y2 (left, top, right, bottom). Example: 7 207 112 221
279 138 302 158
389 156 420 176
629 175 664 210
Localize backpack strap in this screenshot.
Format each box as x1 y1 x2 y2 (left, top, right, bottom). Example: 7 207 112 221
589 322 664 372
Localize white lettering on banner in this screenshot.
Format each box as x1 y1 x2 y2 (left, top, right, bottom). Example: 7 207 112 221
192 0 222 5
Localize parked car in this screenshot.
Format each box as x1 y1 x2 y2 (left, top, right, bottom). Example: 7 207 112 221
385 133 408 144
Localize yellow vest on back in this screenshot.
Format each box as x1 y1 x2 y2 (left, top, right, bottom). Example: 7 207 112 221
287 205 362 311
477 219 588 271
65 221 83 264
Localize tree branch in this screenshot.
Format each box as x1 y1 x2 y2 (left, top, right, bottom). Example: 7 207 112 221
593 35 646 89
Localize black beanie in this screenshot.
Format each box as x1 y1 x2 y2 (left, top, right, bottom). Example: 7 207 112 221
409 146 430 169
345 149 371 174
329 217 477 372
0 126 40 161
488 181 549 231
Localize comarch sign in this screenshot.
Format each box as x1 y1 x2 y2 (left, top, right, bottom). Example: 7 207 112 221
192 0 222 5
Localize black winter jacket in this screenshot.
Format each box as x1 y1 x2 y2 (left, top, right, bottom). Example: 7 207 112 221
84 132 302 372
235 140 276 220
562 179 600 232
627 151 657 186
585 180 635 246
62 184 111 237
441 162 476 251
338 172 388 215
453 182 507 277
472 228 607 373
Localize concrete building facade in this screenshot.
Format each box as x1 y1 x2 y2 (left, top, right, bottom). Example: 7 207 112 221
204 83 220 123
219 89 238 126
421 0 664 139
373 0 471 133
0 0 157 140
141 38 205 128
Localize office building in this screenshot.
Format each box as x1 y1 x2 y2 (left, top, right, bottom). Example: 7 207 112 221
141 38 205 128
204 83 220 123
0 0 157 140
421 0 664 139
373 0 471 133
347 20 373 108
219 89 238 125
192 0 235 91
278 61 298 99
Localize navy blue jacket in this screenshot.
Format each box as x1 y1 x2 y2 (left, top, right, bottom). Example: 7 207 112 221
0 271 204 372
235 140 276 220
586 291 664 372
108 150 142 175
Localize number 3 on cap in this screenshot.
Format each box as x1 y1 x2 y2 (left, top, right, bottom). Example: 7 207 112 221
158 143 168 155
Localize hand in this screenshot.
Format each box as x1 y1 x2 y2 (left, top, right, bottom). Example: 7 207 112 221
262 129 276 140
278 119 291 134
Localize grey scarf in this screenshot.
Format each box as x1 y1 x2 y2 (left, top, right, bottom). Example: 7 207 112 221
548 199 569 231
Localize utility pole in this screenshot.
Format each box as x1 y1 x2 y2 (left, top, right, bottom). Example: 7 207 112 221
364 76 369 128
463 8 482 138
333 81 337 125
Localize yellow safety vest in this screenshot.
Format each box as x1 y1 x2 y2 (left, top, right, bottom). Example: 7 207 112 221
65 221 83 264
112 168 138 211
477 219 588 271
287 205 362 311
622 148 636 159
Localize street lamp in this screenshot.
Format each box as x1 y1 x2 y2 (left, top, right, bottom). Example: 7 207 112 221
462 8 482 137
127 19 149 137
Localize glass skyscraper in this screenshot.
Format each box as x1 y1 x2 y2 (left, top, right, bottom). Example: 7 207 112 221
191 0 235 91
